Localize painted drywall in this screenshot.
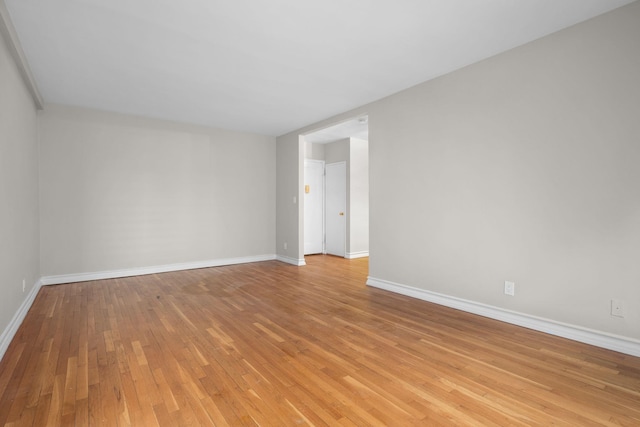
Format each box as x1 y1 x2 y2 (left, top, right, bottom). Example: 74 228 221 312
276 2 640 341
38 105 276 276
324 139 349 165
0 28 40 339
304 141 325 161
275 133 304 264
349 138 369 256
368 1 640 340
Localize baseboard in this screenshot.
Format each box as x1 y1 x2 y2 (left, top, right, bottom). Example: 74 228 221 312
345 251 369 259
366 276 640 358
276 255 306 266
40 254 277 286
0 278 43 361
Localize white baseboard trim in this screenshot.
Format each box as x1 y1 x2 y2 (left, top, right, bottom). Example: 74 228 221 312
346 251 369 259
0 278 43 361
366 276 640 358
40 254 277 286
276 255 306 266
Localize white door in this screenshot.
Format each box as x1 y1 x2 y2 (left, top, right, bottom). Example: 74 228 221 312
304 160 325 255
325 162 346 257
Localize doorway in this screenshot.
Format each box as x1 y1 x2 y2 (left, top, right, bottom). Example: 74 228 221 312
302 115 369 260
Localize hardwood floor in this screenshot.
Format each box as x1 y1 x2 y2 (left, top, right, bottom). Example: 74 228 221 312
1 255 639 426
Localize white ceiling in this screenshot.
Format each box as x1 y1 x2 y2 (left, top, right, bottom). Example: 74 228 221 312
5 0 634 137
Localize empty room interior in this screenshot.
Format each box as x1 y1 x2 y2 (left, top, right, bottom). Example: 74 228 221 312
1 0 639 425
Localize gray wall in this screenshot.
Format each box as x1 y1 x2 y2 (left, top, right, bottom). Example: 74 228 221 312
276 133 304 263
349 138 369 256
304 141 325 161
324 138 349 164
276 2 640 340
39 105 276 276
0 29 40 338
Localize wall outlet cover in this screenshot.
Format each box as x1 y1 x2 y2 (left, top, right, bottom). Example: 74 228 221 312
611 299 624 317
504 281 515 296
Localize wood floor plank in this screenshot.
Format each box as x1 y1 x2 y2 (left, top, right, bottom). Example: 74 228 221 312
1 255 640 426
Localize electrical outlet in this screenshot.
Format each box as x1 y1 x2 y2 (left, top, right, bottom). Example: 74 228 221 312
504 281 515 296
283 242 287 250
611 299 624 317
22 279 26 292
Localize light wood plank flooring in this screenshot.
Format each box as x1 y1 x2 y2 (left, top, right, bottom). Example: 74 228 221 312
1 256 639 426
